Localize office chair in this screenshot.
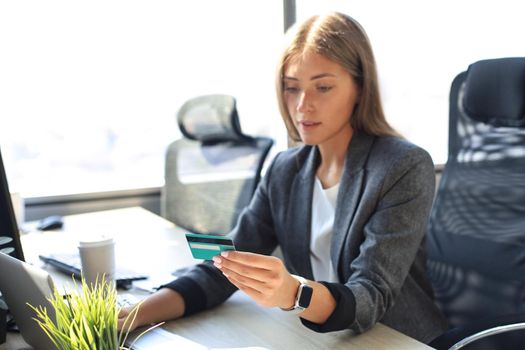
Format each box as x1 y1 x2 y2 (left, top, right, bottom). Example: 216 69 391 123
427 57 525 350
161 94 273 235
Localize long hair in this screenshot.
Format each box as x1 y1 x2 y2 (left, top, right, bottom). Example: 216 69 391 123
276 12 401 142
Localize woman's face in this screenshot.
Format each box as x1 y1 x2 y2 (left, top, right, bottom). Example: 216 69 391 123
283 52 359 147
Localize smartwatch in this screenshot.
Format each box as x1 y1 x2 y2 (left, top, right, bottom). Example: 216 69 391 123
280 275 313 314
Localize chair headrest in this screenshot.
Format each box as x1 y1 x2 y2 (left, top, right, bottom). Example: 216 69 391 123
177 94 250 143
462 57 525 127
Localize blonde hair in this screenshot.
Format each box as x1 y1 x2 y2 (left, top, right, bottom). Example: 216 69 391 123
276 12 401 142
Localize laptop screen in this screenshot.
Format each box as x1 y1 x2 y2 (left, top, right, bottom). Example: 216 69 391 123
0 147 24 261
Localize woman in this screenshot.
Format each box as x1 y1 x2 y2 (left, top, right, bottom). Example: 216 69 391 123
119 12 447 343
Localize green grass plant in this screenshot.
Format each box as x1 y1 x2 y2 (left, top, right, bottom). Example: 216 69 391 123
29 276 159 350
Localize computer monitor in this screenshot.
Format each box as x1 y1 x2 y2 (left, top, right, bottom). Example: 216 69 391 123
0 148 24 261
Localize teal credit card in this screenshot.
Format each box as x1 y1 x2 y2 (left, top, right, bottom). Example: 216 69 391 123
185 233 236 260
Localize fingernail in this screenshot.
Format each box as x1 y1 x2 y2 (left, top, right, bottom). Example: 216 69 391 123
220 251 229 257
213 262 221 268
212 256 221 263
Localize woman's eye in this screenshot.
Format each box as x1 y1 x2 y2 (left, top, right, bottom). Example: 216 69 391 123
317 85 333 93
284 86 300 93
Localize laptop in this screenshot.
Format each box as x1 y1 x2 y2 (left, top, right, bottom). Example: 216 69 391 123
39 252 148 289
0 252 207 350
0 252 57 350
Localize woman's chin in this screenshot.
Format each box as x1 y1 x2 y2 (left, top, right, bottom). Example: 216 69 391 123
297 133 319 146
299 138 316 146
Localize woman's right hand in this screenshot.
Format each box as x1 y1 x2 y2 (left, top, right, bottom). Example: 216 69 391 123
117 288 186 332
118 304 142 332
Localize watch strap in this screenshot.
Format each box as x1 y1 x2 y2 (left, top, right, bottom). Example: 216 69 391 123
280 275 312 314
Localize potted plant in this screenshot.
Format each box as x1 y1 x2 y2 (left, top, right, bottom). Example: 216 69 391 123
29 276 158 350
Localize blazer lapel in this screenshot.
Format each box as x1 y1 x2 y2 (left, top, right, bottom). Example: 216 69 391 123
331 133 375 277
286 147 319 280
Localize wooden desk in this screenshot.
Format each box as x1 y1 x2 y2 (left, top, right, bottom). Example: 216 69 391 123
2 207 434 350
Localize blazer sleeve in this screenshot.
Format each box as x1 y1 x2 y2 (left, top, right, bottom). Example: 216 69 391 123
302 146 436 333
161 153 280 316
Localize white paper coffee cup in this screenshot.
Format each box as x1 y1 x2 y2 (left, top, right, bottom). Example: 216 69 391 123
78 236 116 288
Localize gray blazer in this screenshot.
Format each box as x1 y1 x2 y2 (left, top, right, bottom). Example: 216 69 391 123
165 132 448 343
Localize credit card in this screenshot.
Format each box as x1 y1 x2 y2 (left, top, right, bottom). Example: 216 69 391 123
185 233 236 260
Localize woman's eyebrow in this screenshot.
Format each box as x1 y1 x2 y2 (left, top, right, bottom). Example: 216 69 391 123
310 73 336 80
283 73 336 81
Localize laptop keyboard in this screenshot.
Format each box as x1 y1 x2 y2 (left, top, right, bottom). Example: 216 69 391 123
39 253 148 289
117 293 140 308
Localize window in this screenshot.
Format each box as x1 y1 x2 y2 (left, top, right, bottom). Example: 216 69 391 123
297 0 525 165
0 1 287 197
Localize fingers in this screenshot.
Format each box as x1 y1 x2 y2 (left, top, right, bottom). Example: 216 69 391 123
223 270 282 308
222 265 288 304
226 275 262 298
215 253 297 309
118 315 133 331
219 264 268 292
213 251 282 278
117 308 129 329
117 305 140 332
219 251 281 269
213 254 280 285
213 252 288 299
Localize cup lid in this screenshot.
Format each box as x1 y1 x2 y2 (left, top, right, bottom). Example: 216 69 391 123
78 235 114 248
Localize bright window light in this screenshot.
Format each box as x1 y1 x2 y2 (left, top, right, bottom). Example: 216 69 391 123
0 0 286 197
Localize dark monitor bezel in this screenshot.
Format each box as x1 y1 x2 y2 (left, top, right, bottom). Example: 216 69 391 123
0 147 24 261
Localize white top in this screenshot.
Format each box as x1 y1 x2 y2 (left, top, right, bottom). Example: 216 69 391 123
310 177 339 282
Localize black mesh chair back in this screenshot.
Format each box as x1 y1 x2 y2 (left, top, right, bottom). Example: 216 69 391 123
427 58 525 350
162 94 273 235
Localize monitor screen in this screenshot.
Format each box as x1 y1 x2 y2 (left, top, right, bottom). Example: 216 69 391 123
0 148 24 261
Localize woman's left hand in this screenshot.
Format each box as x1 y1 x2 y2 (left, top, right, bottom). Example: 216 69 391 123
212 251 298 309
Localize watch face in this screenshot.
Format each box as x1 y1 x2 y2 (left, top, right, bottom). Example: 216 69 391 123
298 284 313 308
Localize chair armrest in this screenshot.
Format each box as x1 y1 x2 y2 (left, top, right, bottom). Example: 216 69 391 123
448 322 525 350
429 313 525 350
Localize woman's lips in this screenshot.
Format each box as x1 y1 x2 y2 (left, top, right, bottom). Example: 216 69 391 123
298 120 321 130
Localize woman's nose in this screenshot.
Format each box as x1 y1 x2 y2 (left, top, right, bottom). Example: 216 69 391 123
296 91 311 113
